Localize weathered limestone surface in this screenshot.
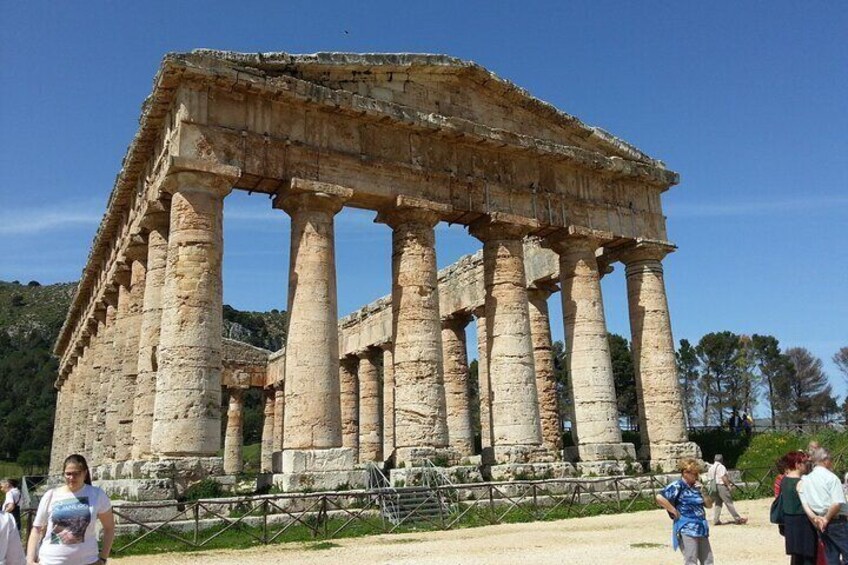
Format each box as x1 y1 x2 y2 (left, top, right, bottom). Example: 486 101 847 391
380 199 450 464
131 218 167 461
527 287 562 457
339 357 359 453
260 389 275 473
470 215 544 463
104 279 130 462
276 183 349 454
551 229 633 462
442 314 474 457
357 350 382 463
69 350 89 456
152 168 235 457
475 309 493 460
221 339 270 388
85 320 106 456
116 258 146 462
381 346 395 460
621 241 700 468
92 303 117 466
223 388 244 474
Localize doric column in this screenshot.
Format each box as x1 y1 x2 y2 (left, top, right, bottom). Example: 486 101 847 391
104 273 131 463
132 210 169 460
272 385 285 464
339 356 359 453
527 285 562 459
274 179 354 476
50 381 71 472
381 345 396 461
469 214 545 464
377 196 451 465
260 388 275 473
474 307 493 462
92 300 117 465
223 388 245 475
152 164 237 457
547 227 635 462
441 314 475 457
116 256 146 462
85 316 106 457
70 351 90 456
619 240 700 469
358 349 383 463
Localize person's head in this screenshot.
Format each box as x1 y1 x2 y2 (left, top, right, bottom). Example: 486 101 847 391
714 454 724 464
811 447 833 470
62 454 92 489
808 440 821 454
775 454 789 475
0 479 10 492
679 458 702 486
784 450 810 473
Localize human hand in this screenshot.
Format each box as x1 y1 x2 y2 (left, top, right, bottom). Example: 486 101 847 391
815 516 828 532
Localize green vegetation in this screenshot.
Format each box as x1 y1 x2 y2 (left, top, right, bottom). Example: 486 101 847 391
736 429 848 472
222 305 287 352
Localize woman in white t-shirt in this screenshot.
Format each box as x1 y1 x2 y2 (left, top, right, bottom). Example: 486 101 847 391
26 455 114 565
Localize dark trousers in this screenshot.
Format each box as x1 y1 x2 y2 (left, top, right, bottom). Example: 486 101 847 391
821 520 848 565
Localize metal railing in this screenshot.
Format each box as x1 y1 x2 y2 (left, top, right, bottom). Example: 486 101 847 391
17 467 775 556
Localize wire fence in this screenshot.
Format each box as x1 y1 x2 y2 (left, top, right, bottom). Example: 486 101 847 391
21 466 778 556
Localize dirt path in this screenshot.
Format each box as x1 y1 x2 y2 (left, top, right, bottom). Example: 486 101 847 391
114 497 785 564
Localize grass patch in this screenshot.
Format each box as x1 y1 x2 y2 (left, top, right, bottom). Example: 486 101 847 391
631 542 664 548
306 541 340 550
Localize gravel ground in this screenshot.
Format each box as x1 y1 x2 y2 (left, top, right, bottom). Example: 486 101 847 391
114 497 785 564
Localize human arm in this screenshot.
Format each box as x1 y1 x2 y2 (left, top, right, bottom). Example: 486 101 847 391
26 526 44 565
656 494 680 519
96 510 115 564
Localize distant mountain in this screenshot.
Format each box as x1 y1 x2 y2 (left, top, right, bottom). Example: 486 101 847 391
0 280 287 464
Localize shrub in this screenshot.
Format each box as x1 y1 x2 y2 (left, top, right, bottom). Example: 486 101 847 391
182 479 224 501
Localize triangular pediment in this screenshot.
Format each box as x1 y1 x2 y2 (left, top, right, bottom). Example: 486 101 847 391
178 51 665 168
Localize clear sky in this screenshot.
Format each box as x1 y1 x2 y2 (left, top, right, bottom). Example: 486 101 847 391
1 2 845 402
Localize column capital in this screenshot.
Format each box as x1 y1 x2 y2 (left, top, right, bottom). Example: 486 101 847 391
273 178 353 215
616 239 676 265
375 195 451 229
442 310 473 330
544 226 614 255
161 156 240 197
468 212 539 242
527 280 559 298
140 209 170 232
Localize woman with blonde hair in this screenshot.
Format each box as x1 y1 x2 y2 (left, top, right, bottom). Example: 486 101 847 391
657 458 715 565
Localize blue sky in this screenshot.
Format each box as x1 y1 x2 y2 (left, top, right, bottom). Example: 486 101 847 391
1 2 845 403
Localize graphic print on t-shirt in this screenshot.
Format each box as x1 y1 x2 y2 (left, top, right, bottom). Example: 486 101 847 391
49 497 90 545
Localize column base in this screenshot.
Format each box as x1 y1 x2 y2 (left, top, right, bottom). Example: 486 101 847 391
640 441 703 473
564 442 637 463
492 444 558 465
91 456 224 500
489 462 577 482
395 446 466 468
390 464 484 487
273 447 367 492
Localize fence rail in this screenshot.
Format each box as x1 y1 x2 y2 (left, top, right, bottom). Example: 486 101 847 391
21 467 777 556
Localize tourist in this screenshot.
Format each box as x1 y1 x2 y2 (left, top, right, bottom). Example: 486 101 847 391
707 454 748 525
0 511 24 565
798 447 848 564
26 454 113 565
656 458 714 564
777 450 818 564
0 479 21 530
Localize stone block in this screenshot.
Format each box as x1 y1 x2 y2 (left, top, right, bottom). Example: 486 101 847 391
565 442 637 462
492 445 557 465
390 465 483 487
281 447 357 473
272 469 368 492
643 441 702 472
489 462 576 482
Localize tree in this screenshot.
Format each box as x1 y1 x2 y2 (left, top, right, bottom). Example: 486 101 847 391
736 335 758 416
695 331 741 426
782 347 836 427
750 334 793 427
551 340 570 441
676 339 700 428
834 347 848 382
608 334 637 428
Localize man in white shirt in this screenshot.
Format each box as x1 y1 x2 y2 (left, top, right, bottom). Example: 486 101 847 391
707 454 747 525
800 447 848 564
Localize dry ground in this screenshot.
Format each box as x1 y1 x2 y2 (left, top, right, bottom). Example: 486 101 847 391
114 497 785 564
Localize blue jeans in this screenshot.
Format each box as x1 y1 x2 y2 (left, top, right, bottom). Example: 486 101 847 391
822 519 848 565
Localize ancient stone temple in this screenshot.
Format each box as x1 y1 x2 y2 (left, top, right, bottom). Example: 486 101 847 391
51 51 699 496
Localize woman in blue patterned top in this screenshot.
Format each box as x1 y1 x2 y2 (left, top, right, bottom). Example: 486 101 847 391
656 457 715 565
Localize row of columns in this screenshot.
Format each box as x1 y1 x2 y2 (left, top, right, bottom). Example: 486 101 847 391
51 167 692 477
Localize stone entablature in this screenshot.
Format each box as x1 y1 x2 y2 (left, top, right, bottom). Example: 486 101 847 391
50 50 698 487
